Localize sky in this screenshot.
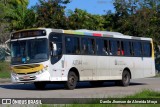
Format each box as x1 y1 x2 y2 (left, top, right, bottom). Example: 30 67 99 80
28 0 115 15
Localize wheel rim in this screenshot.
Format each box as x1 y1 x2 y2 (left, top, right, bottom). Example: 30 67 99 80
69 75 75 86
123 72 130 84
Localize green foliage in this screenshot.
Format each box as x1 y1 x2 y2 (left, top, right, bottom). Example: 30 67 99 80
33 0 70 28
124 89 160 98
0 61 10 78
5 5 36 30
67 9 105 30
112 0 160 51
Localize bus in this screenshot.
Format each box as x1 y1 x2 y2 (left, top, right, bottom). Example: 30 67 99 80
10 28 155 90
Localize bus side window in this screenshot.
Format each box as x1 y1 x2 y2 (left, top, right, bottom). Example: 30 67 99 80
133 41 143 57
103 40 109 55
121 41 124 55
73 37 80 54
123 41 131 56
143 42 151 57
130 42 134 56
96 39 103 55
88 38 95 55
117 41 121 56
108 40 112 55
65 36 80 54
81 38 88 54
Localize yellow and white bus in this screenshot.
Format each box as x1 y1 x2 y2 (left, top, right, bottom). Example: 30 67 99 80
10 28 155 90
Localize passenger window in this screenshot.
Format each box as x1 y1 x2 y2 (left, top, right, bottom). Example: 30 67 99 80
96 39 103 55
65 36 80 54
143 42 151 57
133 42 142 57
88 39 95 55
81 38 88 54
117 41 121 55
81 38 95 55
110 40 118 55
102 40 109 55
123 41 132 56
121 41 124 56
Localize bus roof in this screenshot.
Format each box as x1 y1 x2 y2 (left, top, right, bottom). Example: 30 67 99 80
12 28 152 41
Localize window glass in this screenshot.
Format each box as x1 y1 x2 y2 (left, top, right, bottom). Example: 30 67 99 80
65 36 80 54
123 41 132 56
102 40 109 55
81 38 95 55
121 41 124 56
81 38 88 54
88 39 95 55
133 42 142 57
117 41 121 55
143 42 151 57
110 40 118 55
96 39 103 55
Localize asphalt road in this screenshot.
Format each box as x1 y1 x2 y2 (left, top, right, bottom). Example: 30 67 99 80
0 78 160 98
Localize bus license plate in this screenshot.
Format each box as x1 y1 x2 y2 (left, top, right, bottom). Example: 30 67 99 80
23 76 30 80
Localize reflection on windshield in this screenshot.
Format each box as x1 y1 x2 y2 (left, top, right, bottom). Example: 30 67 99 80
11 38 49 64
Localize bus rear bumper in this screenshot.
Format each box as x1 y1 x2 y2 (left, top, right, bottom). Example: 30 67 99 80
11 71 50 83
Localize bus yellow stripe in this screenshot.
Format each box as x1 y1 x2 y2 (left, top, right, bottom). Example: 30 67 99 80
12 64 44 74
151 40 154 59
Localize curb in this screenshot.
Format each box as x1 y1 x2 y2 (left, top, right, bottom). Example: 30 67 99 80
0 78 10 83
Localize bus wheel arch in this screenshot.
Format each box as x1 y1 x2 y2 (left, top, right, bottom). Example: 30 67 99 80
65 67 79 90
69 67 80 81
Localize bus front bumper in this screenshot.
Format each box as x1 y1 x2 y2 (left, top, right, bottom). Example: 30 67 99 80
11 71 50 83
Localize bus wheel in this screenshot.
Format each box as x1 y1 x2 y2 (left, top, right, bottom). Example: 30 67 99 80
90 81 104 87
65 71 78 90
34 82 46 90
120 70 130 86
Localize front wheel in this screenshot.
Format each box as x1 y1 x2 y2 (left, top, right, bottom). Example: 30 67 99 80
120 70 131 86
65 71 78 90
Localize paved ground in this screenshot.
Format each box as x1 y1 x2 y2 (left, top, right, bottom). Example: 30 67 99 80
0 77 159 98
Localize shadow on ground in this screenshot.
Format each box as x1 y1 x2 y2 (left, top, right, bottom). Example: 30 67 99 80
0 82 147 91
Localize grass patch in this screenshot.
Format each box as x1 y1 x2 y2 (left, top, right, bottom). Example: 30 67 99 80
0 61 10 78
124 89 160 98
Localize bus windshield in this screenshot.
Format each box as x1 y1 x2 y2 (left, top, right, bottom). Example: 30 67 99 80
10 38 49 64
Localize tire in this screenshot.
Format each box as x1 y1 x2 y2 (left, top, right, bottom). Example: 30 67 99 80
34 82 46 90
120 70 131 86
90 81 104 87
65 71 78 90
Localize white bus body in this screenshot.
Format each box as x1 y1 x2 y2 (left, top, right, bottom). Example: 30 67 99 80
10 28 155 89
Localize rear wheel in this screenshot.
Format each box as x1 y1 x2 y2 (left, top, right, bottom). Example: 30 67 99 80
65 71 78 90
120 70 131 86
34 82 46 90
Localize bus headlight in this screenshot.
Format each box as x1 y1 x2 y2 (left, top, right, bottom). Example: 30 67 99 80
11 72 17 76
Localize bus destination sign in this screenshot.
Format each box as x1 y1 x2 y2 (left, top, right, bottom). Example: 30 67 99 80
11 30 46 39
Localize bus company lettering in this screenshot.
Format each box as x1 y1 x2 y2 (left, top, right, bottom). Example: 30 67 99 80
12 99 42 104
73 60 82 65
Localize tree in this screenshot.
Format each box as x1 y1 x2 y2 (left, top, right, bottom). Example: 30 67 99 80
67 8 105 30
3 0 37 30
33 0 70 28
